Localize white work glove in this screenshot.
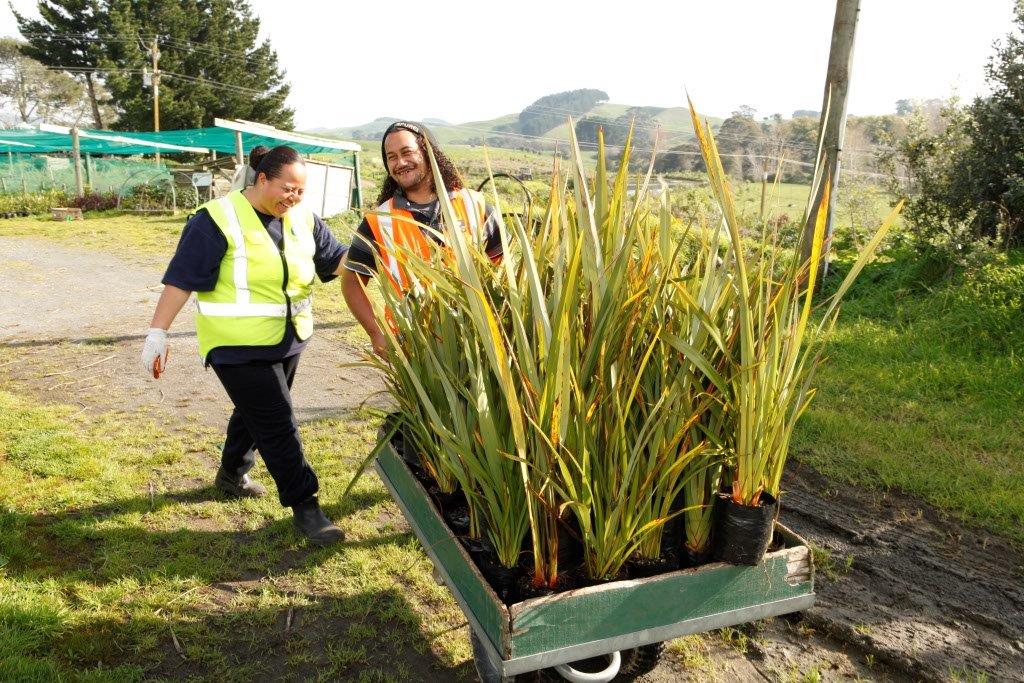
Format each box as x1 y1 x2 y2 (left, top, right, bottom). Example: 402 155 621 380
141 327 169 378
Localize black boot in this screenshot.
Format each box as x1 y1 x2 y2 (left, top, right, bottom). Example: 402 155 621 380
215 467 268 498
292 496 345 547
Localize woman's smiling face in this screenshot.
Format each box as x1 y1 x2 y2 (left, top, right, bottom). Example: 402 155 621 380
257 162 307 217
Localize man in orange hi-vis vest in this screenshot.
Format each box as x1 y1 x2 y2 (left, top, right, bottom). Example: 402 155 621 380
342 121 503 356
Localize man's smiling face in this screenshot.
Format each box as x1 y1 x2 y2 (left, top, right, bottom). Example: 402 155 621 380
384 130 431 195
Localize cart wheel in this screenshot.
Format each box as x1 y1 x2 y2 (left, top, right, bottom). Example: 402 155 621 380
614 643 665 680
536 642 665 682
471 630 516 683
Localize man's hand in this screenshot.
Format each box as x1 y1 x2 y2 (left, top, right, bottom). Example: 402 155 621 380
141 328 169 378
371 331 388 359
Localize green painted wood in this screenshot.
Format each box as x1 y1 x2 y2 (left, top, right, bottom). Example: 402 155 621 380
507 552 812 658
376 445 510 655
379 444 814 663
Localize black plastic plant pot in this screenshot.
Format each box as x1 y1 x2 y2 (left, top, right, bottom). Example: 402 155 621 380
712 487 779 566
462 538 519 603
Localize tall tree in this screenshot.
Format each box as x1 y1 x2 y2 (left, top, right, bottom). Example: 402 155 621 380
716 110 763 180
0 37 84 124
13 0 109 128
100 0 293 131
955 0 1024 246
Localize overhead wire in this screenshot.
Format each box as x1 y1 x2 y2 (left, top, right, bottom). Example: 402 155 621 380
22 32 894 174
435 122 894 180
507 100 895 156
20 31 270 68
43 64 286 100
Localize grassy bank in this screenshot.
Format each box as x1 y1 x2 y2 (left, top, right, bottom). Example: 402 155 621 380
793 250 1024 543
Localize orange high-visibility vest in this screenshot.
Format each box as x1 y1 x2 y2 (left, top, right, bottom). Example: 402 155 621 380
364 188 491 295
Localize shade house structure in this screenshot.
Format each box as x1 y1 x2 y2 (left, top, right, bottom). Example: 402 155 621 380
0 118 363 216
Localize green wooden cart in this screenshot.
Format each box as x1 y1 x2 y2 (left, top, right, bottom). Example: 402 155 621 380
374 439 815 682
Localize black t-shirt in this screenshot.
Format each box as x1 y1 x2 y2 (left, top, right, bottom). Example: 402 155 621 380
162 206 347 365
345 191 503 277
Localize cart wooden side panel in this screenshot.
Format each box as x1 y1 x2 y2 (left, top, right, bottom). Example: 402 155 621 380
375 438 815 674
507 546 810 658
375 443 509 653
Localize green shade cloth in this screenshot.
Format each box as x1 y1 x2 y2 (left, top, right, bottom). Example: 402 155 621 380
0 127 356 159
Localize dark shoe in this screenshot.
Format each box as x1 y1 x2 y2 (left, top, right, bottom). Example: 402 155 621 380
215 468 268 499
292 496 345 547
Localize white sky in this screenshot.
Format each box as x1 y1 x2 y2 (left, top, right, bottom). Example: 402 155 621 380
0 0 1016 129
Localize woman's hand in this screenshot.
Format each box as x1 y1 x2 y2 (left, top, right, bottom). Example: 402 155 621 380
144 284 191 378
141 328 169 378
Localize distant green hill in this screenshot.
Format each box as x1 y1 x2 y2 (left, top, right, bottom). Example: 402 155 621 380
306 117 452 141
304 102 721 152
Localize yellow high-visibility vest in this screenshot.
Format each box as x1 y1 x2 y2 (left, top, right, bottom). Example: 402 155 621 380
195 190 316 360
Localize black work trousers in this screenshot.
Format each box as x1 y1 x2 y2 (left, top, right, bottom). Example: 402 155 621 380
212 354 319 508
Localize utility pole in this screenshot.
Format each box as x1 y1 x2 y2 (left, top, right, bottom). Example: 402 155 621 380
802 0 860 279
71 127 83 198
148 36 162 166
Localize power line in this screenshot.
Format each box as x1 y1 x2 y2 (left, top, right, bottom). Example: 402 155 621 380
433 122 894 180
20 32 267 68
160 71 285 98
44 64 285 99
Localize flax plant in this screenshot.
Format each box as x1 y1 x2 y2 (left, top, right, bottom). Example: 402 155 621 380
684 101 904 507
358 99 902 589
536 128 716 580
623 185 716 564
661 221 736 557
369 229 533 568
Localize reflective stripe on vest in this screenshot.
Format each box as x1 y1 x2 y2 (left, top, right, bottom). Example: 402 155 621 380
373 207 406 290
195 296 312 318
194 191 316 360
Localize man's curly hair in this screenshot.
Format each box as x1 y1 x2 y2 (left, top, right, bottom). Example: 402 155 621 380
376 122 464 206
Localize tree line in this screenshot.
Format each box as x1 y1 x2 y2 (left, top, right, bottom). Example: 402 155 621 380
1 0 292 131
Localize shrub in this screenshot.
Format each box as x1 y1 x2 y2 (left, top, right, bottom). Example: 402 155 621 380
69 192 119 212
881 5 1024 264
0 190 69 216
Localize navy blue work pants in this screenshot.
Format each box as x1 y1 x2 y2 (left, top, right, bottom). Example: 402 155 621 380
212 354 319 507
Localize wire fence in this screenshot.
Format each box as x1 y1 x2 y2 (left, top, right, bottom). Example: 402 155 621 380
0 154 207 213
0 154 167 194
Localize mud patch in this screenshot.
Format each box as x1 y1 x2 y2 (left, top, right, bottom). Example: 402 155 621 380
766 464 1024 682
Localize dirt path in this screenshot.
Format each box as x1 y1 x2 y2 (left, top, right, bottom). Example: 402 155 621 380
3 235 1022 682
767 465 1024 682
0 235 383 426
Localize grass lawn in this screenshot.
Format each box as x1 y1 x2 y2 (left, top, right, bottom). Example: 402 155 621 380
792 251 1024 543
0 386 473 682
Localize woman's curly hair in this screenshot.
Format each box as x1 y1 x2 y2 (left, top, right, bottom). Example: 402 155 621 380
376 122 464 206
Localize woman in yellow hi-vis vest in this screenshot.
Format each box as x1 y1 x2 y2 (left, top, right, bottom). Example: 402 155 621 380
342 122 503 353
140 145 347 547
